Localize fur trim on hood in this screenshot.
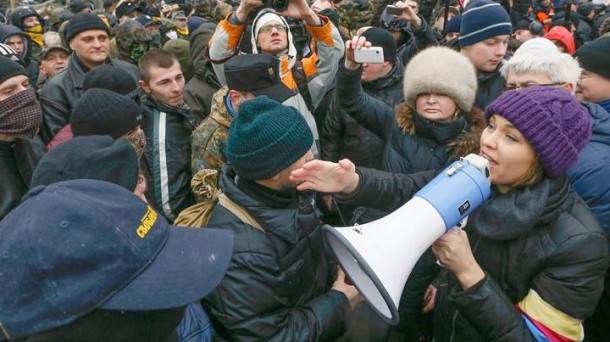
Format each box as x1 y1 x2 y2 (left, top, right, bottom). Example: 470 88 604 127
394 102 485 161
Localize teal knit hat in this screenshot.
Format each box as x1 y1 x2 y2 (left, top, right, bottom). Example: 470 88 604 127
226 96 313 180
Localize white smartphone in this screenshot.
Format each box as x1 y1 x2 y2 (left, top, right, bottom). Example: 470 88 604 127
354 47 385 64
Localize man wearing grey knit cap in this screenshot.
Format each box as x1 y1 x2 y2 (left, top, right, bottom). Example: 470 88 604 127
459 0 512 110
201 96 386 341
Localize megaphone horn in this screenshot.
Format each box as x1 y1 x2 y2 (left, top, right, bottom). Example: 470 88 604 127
324 154 491 324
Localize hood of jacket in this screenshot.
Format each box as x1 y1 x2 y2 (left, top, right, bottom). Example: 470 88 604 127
250 9 297 72
0 25 32 63
394 102 485 160
582 101 610 146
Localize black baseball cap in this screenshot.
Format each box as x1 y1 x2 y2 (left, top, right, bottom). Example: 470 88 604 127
0 179 234 339
224 54 293 103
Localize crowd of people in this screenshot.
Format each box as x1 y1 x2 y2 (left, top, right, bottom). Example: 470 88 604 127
0 0 609 340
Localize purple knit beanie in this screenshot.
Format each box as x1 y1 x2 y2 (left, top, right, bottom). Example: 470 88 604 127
484 86 591 178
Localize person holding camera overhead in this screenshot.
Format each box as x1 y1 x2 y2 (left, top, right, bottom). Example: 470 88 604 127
207 0 344 158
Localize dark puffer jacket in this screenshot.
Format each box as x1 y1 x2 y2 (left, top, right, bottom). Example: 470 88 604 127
473 64 506 111
322 58 404 169
202 165 350 341
336 60 484 175
339 169 609 342
568 101 610 237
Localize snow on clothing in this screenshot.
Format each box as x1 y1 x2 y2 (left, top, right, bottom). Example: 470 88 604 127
335 60 484 176
208 11 345 158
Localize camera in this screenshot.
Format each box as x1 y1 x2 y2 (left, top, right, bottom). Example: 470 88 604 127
263 0 289 11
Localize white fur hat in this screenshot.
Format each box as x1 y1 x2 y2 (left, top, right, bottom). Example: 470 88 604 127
403 46 478 112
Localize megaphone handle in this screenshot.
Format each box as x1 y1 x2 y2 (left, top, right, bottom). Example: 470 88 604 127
435 217 469 267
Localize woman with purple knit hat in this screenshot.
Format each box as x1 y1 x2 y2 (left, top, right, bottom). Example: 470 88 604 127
290 86 609 340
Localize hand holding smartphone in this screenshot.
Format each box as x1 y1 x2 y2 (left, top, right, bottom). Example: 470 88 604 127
353 47 385 64
386 5 403 15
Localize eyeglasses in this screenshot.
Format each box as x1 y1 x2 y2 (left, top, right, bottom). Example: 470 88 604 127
259 24 287 33
504 82 564 91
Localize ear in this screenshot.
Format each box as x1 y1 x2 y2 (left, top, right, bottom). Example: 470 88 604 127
138 80 151 94
564 82 574 94
69 40 75 51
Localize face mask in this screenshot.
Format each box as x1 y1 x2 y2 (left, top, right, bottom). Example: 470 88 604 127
126 128 146 159
165 31 178 40
177 27 189 37
26 25 44 48
130 42 150 64
0 88 43 140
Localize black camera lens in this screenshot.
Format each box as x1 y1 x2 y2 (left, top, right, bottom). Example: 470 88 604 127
271 0 289 11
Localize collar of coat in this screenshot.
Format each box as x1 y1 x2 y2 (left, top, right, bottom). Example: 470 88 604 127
394 102 485 161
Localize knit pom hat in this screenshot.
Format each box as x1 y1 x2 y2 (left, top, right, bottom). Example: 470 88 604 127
403 46 477 112
573 37 610 80
0 56 27 84
226 96 313 180
459 0 512 47
66 13 110 42
361 27 397 63
71 88 142 139
485 86 591 178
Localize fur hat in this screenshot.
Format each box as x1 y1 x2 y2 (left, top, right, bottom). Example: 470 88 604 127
402 46 477 112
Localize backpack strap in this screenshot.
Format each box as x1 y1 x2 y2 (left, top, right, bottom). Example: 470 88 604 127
292 59 315 114
217 192 264 232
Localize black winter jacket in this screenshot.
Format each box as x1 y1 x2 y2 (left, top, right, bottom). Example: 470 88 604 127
202 165 350 341
141 96 197 222
336 61 484 175
339 169 609 342
0 137 44 220
321 59 404 169
473 64 506 111
39 54 139 143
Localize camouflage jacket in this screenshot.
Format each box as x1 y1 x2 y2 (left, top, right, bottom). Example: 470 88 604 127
190 86 232 174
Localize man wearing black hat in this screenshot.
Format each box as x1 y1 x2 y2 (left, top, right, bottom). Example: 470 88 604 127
39 13 139 144
574 37 610 114
0 177 233 340
115 0 141 24
202 96 364 341
0 56 44 220
191 53 310 173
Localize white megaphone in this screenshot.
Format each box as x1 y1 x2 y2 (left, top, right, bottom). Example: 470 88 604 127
323 154 491 324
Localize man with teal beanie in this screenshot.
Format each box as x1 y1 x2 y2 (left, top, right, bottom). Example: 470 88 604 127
201 96 386 340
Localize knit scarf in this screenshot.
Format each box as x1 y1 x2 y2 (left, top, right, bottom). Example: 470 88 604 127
26 25 43 48
412 112 467 144
469 177 569 240
0 88 42 139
